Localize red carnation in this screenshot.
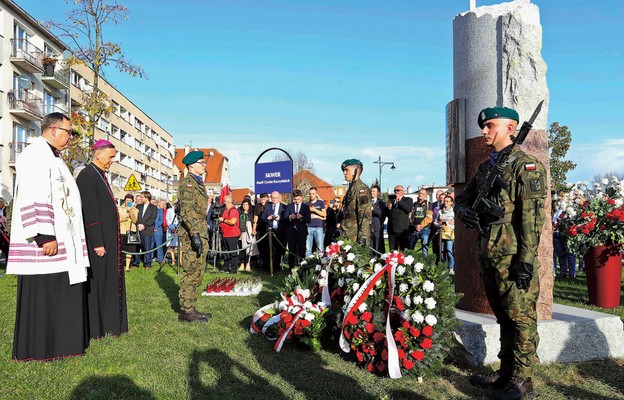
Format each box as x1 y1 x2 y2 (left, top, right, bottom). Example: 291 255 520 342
420 338 433 349
397 348 406 359
403 320 411 330
381 349 388 360
361 311 373 322
300 319 311 328
402 358 415 370
354 329 365 340
410 350 425 361
394 330 405 342
347 314 359 326
608 198 616 205
581 212 587 218
343 329 351 339
373 332 386 343
356 351 364 362
282 314 293 324
394 296 405 311
409 326 421 337
367 363 375 372
422 325 433 337
365 323 376 334
376 360 386 372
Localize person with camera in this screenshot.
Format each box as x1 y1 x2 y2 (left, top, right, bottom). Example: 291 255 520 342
177 151 211 323
409 188 433 256
119 194 139 272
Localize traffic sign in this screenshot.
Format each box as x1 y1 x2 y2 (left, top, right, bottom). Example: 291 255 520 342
124 174 142 191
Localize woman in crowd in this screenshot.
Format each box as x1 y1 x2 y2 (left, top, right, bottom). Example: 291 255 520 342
238 198 258 271
119 194 139 271
434 195 455 274
165 201 179 265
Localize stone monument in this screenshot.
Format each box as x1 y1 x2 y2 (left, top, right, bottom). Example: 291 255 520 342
450 0 553 320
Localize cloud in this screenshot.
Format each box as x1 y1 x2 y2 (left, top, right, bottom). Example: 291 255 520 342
566 137 624 183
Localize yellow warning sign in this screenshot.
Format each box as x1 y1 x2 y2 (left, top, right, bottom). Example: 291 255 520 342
124 174 142 191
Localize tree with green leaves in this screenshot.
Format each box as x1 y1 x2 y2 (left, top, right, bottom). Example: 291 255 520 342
548 122 576 192
45 0 145 168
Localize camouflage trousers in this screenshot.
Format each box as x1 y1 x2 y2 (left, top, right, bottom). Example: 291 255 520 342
179 233 208 312
342 216 370 244
479 254 540 378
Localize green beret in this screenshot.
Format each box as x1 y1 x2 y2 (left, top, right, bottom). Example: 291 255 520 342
182 150 205 165
341 159 363 171
478 107 519 129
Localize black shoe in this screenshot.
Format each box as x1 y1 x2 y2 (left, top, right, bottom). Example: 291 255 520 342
493 376 534 400
195 310 212 320
469 370 511 390
178 309 209 323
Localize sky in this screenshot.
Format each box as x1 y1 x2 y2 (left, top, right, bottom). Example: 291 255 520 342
17 0 624 193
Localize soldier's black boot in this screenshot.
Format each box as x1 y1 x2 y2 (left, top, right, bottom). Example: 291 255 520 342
178 308 209 323
194 309 212 320
493 376 534 400
469 370 511 390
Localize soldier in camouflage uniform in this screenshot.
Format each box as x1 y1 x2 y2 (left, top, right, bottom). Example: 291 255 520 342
456 107 546 400
177 151 212 323
340 159 372 246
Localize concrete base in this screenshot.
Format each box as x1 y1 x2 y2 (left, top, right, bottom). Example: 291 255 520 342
453 303 624 365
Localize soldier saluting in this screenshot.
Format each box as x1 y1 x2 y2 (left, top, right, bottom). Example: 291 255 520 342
340 159 371 247
455 106 546 400
177 151 212 323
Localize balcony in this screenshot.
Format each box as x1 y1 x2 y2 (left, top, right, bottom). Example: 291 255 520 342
7 91 44 121
10 39 44 73
9 142 31 164
43 102 69 116
42 67 70 90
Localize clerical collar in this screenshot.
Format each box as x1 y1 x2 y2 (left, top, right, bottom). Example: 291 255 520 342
46 142 60 158
91 163 106 177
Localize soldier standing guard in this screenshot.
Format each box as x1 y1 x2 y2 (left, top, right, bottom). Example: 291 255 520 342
340 159 372 246
455 107 547 400
177 151 212 323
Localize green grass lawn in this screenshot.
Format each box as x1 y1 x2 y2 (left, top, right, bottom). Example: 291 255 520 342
0 264 622 399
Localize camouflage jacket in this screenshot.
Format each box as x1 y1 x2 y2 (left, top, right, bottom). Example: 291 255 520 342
177 173 209 238
455 147 547 265
342 178 372 242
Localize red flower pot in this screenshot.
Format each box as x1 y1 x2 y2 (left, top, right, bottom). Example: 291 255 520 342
583 245 623 308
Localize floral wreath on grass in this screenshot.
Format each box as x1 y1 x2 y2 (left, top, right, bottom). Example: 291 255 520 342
250 240 461 378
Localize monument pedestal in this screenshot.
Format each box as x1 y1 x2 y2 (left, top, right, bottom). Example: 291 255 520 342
453 304 624 365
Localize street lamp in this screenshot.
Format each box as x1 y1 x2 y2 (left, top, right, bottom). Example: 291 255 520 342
373 156 396 194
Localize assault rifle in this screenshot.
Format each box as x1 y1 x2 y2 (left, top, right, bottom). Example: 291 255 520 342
471 100 544 233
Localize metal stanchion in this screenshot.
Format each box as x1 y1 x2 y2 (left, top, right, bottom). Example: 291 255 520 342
268 228 274 277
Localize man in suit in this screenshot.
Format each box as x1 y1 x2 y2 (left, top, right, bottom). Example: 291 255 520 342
285 190 311 268
387 185 413 251
261 191 286 270
370 185 387 254
134 191 158 269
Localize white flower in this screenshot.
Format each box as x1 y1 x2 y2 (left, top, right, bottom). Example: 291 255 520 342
411 311 424 323
602 178 609 185
337 240 344 246
346 278 353 284
399 283 408 293
344 295 352 305
347 253 356 261
343 245 352 252
374 263 383 273
424 297 437 310
315 264 322 271
566 207 577 217
423 280 435 292
381 253 389 260
301 289 311 299
317 302 326 309
346 265 355 274
425 314 438 326
318 278 326 286
279 301 288 310
411 277 419 286
375 279 382 287
338 256 343 264
301 260 307 266
304 313 315 321
303 301 313 309
404 255 414 265
357 268 364 277
615 199 623 207
397 265 406 276
338 278 345 287
320 270 327 278
352 282 360 292
341 266 346 274
369 258 376 265
414 295 423 305
358 303 368 312
404 295 412 307
414 262 424 273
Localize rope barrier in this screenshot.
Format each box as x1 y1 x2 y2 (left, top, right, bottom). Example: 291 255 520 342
206 232 269 255
271 233 308 262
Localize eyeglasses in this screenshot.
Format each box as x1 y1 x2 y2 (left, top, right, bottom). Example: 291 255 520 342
53 126 75 137
394 189 403 193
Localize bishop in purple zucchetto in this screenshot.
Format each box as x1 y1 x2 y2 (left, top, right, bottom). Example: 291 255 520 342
93 139 115 150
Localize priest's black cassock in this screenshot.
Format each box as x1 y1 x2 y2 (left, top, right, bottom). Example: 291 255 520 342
77 163 128 338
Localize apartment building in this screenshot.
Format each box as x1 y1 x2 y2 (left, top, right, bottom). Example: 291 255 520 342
0 0 71 200
0 0 175 202
70 62 175 201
